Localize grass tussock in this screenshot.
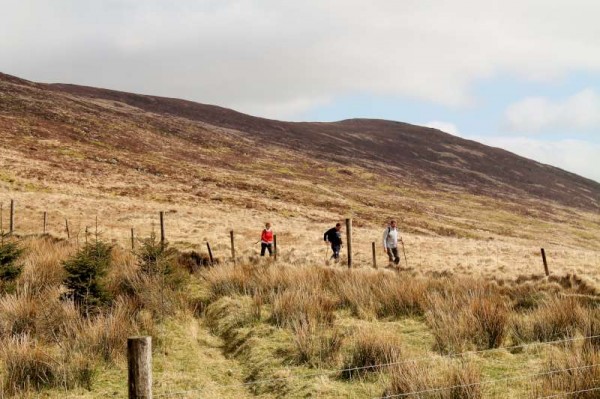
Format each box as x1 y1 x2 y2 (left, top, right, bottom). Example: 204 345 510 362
532 346 600 398
512 296 587 344
341 329 403 379
383 360 482 399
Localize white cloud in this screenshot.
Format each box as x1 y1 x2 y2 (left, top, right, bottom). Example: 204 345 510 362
2 1 600 118
473 136 600 182
424 121 461 136
505 88 600 133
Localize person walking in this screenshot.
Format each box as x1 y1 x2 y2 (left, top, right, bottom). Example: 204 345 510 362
324 222 343 263
383 220 402 266
260 222 274 256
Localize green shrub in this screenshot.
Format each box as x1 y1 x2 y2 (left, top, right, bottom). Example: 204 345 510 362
63 241 112 315
0 236 23 289
137 232 177 276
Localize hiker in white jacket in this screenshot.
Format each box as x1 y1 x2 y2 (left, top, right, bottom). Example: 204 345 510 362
382 220 402 266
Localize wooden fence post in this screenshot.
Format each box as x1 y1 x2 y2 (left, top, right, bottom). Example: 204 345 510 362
541 248 549 276
346 218 352 268
131 228 135 250
274 234 277 261
127 336 152 399
206 242 214 265
159 211 165 247
65 218 70 239
0 203 3 233
230 230 236 264
9 199 14 234
43 211 47 234
372 242 377 269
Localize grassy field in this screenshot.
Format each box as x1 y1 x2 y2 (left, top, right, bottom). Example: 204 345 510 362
0 234 598 398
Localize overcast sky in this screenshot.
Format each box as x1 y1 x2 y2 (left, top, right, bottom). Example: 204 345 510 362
2 0 599 182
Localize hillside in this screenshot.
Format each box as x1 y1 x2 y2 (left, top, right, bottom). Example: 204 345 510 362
0 72 599 279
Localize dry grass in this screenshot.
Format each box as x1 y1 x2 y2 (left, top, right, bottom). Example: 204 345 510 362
383 359 482 399
340 329 403 379
532 346 600 398
0 235 598 397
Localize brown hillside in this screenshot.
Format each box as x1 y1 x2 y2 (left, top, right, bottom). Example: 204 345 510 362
46 78 600 211
0 72 599 258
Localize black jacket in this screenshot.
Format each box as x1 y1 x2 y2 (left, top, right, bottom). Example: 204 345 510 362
324 227 342 246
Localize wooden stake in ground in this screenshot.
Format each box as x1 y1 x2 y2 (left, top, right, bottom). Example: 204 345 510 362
0 203 3 234
65 218 70 239
541 248 549 276
127 336 152 399
131 228 135 250
43 211 47 234
230 230 236 264
346 218 353 268
159 211 165 247
372 242 377 269
274 234 277 261
9 199 14 234
206 242 214 265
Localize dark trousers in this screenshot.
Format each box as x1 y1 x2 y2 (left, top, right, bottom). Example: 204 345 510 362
331 244 341 262
261 243 273 256
387 247 400 265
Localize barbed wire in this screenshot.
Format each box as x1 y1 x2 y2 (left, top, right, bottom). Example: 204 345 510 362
376 363 600 399
153 334 600 398
536 386 600 399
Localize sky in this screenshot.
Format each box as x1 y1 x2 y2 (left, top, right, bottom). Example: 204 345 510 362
1 0 599 182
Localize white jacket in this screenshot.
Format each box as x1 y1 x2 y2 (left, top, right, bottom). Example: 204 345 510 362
383 226 399 249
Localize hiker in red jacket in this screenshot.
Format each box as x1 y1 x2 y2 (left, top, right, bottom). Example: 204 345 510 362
260 222 274 256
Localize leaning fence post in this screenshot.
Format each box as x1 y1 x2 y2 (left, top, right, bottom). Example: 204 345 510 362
274 234 277 261
65 218 70 239
131 228 135 250
159 211 165 247
9 199 14 234
127 336 152 399
346 218 353 268
206 242 214 265
43 211 47 234
372 242 377 269
541 248 549 276
230 230 236 264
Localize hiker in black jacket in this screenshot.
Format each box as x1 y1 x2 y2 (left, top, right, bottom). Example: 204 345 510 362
324 223 343 263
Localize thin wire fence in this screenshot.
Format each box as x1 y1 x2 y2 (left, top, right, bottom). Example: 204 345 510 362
151 335 600 398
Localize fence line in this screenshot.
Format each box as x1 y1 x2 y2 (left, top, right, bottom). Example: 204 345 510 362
151 362 600 399
150 334 600 398
376 363 600 399
537 387 600 399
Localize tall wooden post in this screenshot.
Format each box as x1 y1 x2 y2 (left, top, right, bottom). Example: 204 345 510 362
43 211 47 234
541 248 549 276
9 199 14 234
230 230 236 264
372 242 377 269
346 218 353 268
1 203 3 233
273 234 277 261
159 211 165 247
206 242 214 265
127 336 152 399
131 228 135 250
65 218 70 239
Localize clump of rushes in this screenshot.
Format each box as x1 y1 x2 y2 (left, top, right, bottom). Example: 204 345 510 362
384 359 482 399
340 329 402 379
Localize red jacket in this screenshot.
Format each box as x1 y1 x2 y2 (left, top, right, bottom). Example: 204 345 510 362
261 229 273 244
